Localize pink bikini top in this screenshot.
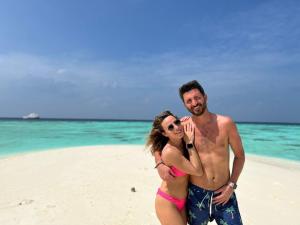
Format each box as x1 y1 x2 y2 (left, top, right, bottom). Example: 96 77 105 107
170 166 187 177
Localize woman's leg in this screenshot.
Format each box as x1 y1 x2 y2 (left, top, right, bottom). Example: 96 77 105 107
155 196 186 225
180 206 187 224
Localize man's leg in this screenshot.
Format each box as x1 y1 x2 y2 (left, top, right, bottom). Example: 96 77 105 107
212 192 243 225
186 183 212 225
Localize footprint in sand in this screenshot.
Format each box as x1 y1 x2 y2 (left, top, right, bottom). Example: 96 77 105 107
18 199 34 206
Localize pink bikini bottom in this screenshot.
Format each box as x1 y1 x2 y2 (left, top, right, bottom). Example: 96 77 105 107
157 188 186 211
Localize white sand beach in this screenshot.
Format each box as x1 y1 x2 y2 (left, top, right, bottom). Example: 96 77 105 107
0 145 299 225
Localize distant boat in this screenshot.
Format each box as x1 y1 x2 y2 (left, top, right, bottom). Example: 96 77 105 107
22 113 40 119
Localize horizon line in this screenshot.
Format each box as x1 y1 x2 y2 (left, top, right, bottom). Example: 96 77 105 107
0 117 299 125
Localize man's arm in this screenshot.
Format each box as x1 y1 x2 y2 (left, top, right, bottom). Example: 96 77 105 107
228 119 245 184
213 118 245 205
154 151 175 181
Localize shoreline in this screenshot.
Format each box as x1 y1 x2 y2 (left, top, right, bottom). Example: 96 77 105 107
0 145 299 225
1 144 300 164
0 144 146 160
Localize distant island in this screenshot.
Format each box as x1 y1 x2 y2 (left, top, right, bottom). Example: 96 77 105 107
22 113 40 120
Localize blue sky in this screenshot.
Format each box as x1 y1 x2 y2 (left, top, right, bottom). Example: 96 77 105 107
0 0 299 122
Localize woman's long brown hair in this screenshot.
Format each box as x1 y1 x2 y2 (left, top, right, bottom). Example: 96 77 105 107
146 110 176 155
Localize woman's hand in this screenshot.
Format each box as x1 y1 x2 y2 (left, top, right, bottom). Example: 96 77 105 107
184 122 195 144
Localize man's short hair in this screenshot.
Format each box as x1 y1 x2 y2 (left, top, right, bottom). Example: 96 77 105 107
179 80 205 101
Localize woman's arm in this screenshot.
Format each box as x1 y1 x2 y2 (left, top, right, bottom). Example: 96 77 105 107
154 151 176 181
162 147 203 176
162 122 203 176
184 121 204 176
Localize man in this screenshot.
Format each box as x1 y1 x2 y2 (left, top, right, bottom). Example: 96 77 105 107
154 80 245 225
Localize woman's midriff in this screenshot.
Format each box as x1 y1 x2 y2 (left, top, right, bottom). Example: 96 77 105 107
159 175 189 199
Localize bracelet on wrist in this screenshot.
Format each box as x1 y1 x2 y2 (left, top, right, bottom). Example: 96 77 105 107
227 181 237 190
154 161 165 169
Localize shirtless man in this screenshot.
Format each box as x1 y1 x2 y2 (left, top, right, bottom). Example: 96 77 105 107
154 80 245 225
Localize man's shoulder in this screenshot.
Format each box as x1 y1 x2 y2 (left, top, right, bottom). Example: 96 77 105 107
214 114 237 136
215 114 235 126
180 116 192 125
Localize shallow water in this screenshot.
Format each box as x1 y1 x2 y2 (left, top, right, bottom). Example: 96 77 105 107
0 119 299 161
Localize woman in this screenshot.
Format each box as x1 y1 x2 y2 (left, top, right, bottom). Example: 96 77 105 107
146 110 203 225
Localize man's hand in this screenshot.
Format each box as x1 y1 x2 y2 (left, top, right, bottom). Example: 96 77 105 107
157 163 176 181
212 185 234 206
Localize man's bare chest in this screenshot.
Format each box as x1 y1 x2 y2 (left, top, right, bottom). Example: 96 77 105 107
194 125 228 152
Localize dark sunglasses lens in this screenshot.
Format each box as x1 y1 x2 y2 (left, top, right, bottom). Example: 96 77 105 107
168 124 174 131
174 120 181 125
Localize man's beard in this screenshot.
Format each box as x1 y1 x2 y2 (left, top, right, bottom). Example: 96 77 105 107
188 101 207 116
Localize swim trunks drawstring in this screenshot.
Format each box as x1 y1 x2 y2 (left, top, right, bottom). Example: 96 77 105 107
209 192 214 222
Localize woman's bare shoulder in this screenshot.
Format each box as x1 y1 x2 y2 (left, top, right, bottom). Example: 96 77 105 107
161 145 182 163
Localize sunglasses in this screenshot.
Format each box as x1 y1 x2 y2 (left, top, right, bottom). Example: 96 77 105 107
167 119 181 131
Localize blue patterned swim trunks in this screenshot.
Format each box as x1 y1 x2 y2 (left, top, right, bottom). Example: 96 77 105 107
187 183 243 225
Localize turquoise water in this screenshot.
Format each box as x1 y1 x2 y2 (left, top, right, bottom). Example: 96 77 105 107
0 119 299 161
